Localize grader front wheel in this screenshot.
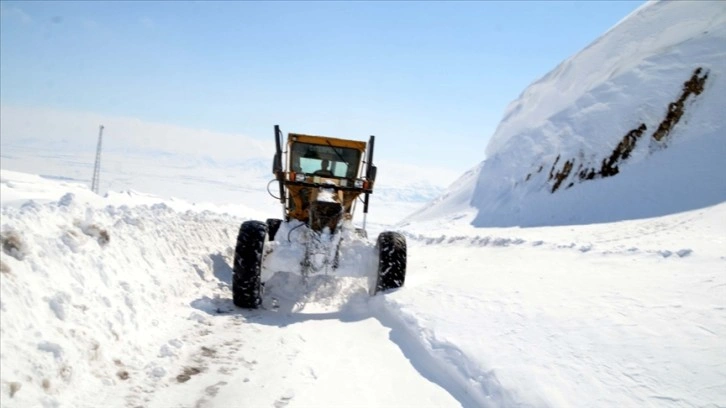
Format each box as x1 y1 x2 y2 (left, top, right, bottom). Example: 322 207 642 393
375 231 407 293
232 221 267 308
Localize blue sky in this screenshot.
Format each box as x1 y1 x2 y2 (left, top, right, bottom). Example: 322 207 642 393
1 1 644 173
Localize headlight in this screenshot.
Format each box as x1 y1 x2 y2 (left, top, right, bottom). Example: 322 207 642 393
295 173 306 182
354 179 364 188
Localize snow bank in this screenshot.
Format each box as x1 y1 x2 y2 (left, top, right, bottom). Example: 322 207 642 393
0 180 243 407
408 0 726 227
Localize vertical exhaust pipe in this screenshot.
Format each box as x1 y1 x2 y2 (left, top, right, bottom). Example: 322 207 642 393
274 125 286 219
362 135 375 230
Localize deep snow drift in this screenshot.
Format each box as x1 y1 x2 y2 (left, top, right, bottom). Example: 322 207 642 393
405 0 726 228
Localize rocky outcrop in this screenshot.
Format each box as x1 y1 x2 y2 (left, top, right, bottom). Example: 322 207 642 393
542 67 708 193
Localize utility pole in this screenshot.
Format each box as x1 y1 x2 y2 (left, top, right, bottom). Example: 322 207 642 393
91 125 104 194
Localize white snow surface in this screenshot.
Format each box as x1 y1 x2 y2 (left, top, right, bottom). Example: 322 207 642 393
2 1 726 407
2 169 724 408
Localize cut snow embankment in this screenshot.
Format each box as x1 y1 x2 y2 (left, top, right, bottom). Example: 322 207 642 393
0 184 244 407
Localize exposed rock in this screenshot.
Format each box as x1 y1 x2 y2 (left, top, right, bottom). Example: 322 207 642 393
535 67 708 193
652 67 709 143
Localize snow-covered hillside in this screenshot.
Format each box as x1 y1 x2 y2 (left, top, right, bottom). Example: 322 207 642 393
406 0 726 228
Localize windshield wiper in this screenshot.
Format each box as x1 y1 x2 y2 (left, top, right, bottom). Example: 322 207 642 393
326 140 349 167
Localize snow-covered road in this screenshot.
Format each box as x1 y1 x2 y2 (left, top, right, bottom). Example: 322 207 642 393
122 296 461 408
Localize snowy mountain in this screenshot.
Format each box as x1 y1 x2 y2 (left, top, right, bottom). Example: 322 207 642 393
2 1 725 408
405 0 726 228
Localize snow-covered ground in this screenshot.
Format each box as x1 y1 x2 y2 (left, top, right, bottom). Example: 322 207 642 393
2 169 724 408
2 1 726 407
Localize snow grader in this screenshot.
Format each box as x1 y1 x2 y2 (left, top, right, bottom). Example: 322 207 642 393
231 125 407 308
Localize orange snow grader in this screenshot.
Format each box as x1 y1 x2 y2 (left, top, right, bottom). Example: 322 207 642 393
231 125 407 308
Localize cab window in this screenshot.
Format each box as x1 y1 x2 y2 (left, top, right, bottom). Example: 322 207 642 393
291 142 361 178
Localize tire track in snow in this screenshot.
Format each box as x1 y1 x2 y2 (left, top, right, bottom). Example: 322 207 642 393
120 309 259 408
169 293 461 407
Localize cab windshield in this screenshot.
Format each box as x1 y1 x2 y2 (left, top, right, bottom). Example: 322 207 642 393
290 142 362 178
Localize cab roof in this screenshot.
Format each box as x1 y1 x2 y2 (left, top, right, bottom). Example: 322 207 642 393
288 133 367 152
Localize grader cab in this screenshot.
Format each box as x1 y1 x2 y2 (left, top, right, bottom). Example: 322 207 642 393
272 127 376 233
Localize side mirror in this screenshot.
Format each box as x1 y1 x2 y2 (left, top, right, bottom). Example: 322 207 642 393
369 166 377 181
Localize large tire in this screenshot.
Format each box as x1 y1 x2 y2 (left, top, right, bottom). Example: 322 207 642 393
375 231 407 293
266 218 282 241
232 220 267 308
